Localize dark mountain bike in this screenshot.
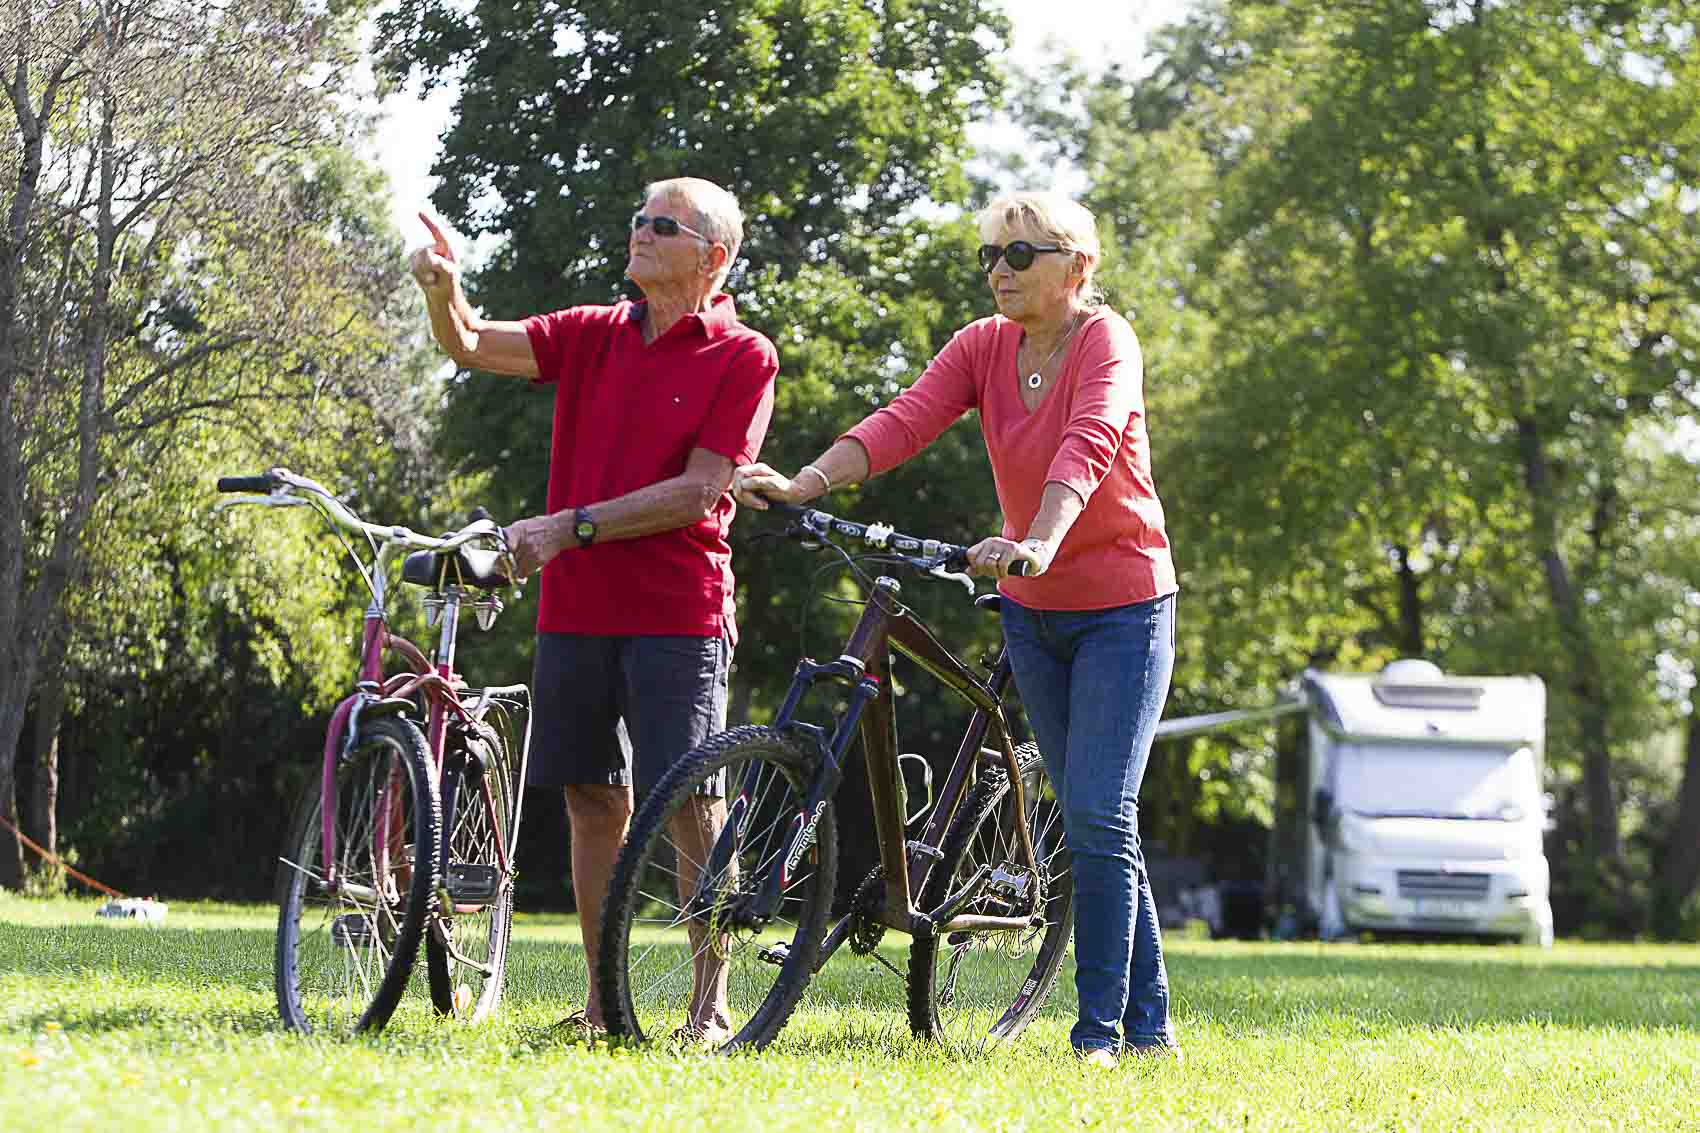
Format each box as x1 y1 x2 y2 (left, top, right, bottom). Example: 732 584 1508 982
218 469 531 1036
597 504 1074 1053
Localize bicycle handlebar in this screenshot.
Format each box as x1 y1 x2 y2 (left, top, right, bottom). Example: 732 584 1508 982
771 502 1033 579
216 474 277 494
216 467 510 559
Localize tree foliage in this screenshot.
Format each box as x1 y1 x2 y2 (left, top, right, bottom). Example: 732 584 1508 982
1026 0 1700 929
0 0 443 889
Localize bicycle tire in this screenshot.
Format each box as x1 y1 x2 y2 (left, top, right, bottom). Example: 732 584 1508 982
275 715 440 1036
426 688 524 1022
907 741 1074 1050
598 725 838 1052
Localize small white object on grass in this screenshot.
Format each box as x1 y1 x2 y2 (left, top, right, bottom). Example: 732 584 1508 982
95 898 169 924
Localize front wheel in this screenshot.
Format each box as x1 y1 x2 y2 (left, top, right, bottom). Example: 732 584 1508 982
598 725 838 1052
908 741 1074 1051
275 715 439 1036
426 687 526 1022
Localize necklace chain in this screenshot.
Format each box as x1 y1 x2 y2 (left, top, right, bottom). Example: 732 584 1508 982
1024 312 1082 390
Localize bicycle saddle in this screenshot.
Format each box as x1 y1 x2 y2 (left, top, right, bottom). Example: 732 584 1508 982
401 518 512 590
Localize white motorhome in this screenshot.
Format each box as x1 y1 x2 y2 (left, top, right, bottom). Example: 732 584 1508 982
1286 659 1554 945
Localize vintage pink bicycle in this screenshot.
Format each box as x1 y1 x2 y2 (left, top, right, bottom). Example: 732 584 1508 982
218 468 531 1036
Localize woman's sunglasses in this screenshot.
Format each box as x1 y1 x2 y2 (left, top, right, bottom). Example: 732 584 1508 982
978 241 1069 273
631 212 710 242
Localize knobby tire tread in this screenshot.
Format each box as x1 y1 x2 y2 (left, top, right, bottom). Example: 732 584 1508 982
598 724 837 1052
906 741 1074 1045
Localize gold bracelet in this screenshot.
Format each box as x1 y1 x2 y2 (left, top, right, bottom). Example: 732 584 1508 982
799 465 833 494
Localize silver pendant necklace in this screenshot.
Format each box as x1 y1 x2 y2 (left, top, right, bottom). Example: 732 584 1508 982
1025 313 1082 390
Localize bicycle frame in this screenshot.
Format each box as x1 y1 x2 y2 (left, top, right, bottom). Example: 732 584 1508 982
723 572 1042 958
271 507 527 905
324 585 522 896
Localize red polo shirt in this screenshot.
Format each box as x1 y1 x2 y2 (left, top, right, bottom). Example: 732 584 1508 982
521 294 776 641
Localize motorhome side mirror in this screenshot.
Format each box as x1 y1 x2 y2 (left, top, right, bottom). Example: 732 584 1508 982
1311 788 1334 827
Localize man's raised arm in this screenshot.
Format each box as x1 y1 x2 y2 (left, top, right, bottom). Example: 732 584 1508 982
408 211 539 378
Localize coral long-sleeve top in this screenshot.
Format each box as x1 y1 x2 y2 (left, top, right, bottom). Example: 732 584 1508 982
844 307 1176 611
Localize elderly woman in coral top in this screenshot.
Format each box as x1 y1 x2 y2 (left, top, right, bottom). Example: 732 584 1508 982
733 192 1179 1065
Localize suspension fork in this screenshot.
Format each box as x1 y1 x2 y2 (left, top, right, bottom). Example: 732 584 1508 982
708 581 905 927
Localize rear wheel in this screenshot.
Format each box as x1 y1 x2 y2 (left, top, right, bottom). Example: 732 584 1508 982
427 687 526 1022
907 742 1073 1051
275 715 439 1035
598 725 837 1052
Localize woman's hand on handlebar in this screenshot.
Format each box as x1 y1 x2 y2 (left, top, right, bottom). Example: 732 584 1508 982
966 536 1049 579
732 462 817 510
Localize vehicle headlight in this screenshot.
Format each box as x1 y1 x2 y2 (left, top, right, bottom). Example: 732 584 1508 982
1335 812 1374 854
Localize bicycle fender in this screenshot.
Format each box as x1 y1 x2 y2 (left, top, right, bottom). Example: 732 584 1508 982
355 696 422 722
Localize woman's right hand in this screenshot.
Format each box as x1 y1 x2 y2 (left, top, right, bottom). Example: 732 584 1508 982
408 211 459 301
732 463 814 510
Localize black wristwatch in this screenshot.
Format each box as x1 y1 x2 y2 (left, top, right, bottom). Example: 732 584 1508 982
573 506 597 548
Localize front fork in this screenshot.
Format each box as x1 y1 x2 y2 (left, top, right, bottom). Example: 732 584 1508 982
697 656 881 929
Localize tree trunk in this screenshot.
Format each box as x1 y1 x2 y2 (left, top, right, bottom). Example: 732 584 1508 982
27 630 68 887
0 736 18 889
1516 415 1620 861
1393 543 1424 657
0 2 42 894
1653 702 1700 936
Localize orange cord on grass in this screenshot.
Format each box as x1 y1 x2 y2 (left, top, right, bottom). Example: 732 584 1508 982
0 812 127 899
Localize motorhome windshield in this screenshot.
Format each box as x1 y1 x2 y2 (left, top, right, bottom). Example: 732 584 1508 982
1334 743 1538 821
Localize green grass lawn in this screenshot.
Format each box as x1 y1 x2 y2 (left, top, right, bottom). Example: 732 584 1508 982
3 893 1697 1131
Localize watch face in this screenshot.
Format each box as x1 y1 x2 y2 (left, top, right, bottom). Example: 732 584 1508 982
576 520 595 540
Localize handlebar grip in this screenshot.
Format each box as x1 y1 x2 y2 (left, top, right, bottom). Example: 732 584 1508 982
468 506 493 523
1007 559 1033 578
217 474 275 493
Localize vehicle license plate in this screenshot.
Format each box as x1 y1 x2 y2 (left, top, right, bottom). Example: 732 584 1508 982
1414 899 1475 920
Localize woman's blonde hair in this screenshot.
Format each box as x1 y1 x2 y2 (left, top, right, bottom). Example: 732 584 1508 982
975 192 1104 307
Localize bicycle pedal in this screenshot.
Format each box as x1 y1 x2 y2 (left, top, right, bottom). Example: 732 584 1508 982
331 913 375 948
756 940 791 966
444 862 502 903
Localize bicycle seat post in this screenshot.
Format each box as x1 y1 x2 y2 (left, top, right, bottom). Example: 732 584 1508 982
433 585 464 676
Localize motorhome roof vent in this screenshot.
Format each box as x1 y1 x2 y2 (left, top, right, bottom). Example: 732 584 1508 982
1380 659 1443 682
1373 659 1485 709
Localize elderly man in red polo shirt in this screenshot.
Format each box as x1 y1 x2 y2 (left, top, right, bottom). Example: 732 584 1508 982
409 177 777 1045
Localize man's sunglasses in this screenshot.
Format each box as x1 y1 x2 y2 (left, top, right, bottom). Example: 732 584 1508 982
978 241 1069 273
631 212 710 242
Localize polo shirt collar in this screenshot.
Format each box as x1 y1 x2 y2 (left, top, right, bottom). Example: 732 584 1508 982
629 292 739 340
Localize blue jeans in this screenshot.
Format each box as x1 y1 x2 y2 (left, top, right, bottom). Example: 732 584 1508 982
1000 594 1176 1054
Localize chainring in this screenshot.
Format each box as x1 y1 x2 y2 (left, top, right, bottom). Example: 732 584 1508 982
847 866 888 955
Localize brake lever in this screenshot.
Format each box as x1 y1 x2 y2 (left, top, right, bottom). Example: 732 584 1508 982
926 562 976 594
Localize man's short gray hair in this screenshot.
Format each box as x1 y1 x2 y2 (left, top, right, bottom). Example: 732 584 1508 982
645 177 744 288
